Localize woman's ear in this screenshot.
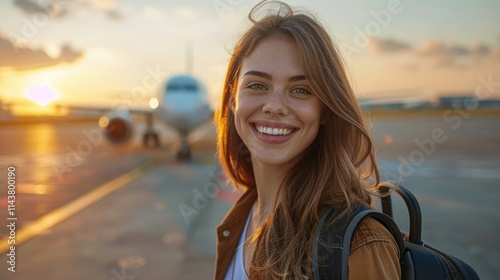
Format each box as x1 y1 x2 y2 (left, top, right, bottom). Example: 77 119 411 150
229 84 236 113
229 95 235 113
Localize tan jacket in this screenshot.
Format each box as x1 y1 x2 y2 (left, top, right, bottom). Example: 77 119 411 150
214 188 401 280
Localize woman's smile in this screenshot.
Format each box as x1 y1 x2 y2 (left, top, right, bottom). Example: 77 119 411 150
251 121 298 144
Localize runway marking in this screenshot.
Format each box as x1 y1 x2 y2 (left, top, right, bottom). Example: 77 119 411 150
16 183 53 195
0 159 158 254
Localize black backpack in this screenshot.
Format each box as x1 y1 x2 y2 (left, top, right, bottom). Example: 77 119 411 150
312 184 480 280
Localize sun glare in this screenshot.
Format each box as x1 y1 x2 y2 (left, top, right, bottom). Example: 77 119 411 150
149 97 159 109
25 84 59 106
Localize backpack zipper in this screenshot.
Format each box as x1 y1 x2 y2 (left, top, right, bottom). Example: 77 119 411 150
433 249 462 280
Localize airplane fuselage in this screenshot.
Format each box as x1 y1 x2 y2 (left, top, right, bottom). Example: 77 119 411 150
156 74 212 136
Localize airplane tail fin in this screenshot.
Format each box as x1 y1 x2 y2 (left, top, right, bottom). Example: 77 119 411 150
186 40 193 74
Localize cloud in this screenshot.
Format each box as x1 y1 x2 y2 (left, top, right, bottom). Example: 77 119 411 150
0 33 83 71
106 9 123 20
12 0 123 20
13 0 67 17
414 40 493 67
415 40 470 57
369 37 498 68
369 38 411 53
471 43 491 57
78 0 124 20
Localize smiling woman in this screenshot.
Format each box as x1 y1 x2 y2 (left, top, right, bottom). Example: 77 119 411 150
214 1 401 279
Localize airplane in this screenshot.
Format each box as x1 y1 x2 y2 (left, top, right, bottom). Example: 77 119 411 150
96 73 213 160
43 41 214 160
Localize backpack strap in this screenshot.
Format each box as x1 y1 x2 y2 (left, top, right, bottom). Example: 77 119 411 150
312 205 365 280
313 206 405 280
312 207 340 280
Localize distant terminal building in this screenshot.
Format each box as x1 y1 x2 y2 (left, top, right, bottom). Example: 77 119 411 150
438 96 477 108
358 94 500 112
438 95 500 109
477 99 500 108
358 97 432 111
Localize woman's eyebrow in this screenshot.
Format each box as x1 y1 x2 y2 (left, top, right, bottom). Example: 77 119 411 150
288 75 306 82
243 70 306 82
243 70 272 79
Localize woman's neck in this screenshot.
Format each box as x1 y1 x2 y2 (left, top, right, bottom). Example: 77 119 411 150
244 158 295 266
251 157 291 221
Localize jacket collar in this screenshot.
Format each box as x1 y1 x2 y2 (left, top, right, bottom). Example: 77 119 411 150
214 187 258 280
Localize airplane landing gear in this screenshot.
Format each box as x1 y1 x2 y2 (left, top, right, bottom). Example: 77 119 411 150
143 113 160 148
176 138 191 161
177 137 191 161
143 132 159 148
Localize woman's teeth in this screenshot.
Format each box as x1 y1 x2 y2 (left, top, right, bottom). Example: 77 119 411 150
255 125 293 136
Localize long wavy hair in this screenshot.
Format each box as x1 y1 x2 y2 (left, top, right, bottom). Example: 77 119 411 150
215 1 381 278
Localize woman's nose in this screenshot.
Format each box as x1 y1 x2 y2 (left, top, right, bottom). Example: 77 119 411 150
262 88 288 116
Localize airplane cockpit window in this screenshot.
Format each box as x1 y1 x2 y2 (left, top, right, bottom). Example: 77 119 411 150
185 84 197 91
166 84 198 93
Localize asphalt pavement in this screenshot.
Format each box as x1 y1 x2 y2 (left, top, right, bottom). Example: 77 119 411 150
0 112 498 279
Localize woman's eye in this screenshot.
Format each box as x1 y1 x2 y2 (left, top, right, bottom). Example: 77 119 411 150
291 87 311 95
247 83 267 90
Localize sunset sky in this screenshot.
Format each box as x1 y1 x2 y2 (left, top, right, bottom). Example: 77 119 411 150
1 0 499 115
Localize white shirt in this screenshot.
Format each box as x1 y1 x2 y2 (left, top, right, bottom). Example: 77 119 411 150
223 209 252 280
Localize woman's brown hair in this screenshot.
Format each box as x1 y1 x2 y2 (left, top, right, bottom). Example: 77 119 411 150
215 1 381 278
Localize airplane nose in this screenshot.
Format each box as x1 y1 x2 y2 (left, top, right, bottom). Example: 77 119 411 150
163 94 201 114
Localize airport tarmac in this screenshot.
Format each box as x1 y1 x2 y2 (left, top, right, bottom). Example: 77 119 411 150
0 112 499 279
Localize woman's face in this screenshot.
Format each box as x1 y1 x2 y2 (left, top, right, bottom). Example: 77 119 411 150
232 34 324 167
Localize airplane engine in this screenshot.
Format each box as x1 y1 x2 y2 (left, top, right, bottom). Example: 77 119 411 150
98 110 133 144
